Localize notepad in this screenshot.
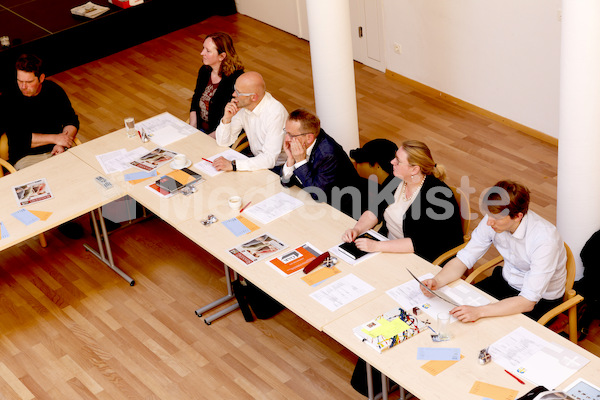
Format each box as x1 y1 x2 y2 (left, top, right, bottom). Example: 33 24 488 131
223 217 251 236
124 170 157 182
416 347 461 361
11 209 40 225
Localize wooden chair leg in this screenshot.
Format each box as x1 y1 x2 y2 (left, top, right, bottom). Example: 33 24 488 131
38 233 47 248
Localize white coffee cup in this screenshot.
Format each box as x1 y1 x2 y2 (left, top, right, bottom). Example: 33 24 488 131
228 195 242 210
173 154 187 168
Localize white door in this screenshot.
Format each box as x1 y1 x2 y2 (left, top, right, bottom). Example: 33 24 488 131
349 0 385 72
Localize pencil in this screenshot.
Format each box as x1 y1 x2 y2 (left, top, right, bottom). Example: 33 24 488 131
504 370 525 384
239 201 251 213
202 158 213 163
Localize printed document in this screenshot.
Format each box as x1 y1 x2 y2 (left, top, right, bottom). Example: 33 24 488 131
310 274 375 312
243 192 304 224
489 326 589 389
136 112 197 147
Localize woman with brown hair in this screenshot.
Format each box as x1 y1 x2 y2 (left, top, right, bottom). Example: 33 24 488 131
189 32 244 135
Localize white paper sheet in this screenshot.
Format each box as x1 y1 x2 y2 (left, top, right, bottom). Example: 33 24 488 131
95 147 148 174
193 148 248 177
137 112 198 147
243 192 304 224
489 326 589 389
309 274 375 312
386 272 457 321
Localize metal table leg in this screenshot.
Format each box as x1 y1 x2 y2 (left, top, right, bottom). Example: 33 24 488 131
195 264 239 325
84 208 134 286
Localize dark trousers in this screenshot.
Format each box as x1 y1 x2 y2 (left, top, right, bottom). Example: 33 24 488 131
475 266 563 321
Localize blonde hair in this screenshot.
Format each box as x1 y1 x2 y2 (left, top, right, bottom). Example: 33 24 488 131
401 140 447 181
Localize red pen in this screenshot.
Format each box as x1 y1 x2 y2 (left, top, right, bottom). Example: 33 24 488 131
239 201 251 213
202 158 213 163
504 370 525 384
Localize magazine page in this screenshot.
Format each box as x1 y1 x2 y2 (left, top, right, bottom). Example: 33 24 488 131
266 242 321 277
130 147 177 172
12 178 54 207
228 233 287 266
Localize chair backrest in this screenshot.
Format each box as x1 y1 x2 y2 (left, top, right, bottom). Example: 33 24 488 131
450 186 471 242
563 242 576 299
1 133 8 161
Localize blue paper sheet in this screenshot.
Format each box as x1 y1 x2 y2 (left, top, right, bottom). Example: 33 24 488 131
0 222 9 239
222 217 251 237
124 170 157 181
416 347 461 361
11 209 40 226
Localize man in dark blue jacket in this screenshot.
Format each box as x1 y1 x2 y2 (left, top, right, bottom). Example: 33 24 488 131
280 109 361 218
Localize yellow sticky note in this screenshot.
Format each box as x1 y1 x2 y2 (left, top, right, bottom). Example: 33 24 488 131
237 216 260 232
469 381 518 400
302 266 341 286
421 354 464 376
28 210 52 221
362 318 410 339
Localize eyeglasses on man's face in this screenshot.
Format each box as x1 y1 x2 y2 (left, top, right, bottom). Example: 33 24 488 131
283 128 311 138
234 86 255 97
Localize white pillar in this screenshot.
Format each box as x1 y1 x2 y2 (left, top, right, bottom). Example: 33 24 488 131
557 0 600 280
305 0 360 153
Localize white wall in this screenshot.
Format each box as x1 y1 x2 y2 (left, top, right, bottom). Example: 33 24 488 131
384 0 562 138
235 0 309 40
236 0 563 138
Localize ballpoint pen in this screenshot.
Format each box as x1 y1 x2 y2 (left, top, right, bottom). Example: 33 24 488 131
239 201 251 213
504 370 525 384
202 158 213 163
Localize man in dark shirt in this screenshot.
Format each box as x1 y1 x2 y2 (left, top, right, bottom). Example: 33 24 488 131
3 54 79 169
280 109 362 218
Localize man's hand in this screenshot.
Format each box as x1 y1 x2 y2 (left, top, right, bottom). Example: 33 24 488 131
450 305 483 322
420 278 439 297
51 145 66 155
54 133 74 148
221 100 239 124
289 137 307 163
213 156 234 172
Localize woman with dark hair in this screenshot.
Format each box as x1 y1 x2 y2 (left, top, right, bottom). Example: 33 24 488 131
189 32 244 135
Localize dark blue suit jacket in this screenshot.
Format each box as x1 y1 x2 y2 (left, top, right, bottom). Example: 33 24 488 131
281 129 361 217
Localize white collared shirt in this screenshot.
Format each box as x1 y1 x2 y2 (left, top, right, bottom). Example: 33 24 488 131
281 139 317 183
215 92 288 171
457 211 567 302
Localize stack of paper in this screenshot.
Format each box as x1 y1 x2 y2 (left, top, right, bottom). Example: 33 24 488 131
71 2 110 18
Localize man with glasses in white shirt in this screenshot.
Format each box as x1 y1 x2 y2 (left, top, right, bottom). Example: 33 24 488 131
213 71 287 172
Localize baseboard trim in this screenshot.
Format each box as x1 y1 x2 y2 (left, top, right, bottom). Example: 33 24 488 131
385 70 558 147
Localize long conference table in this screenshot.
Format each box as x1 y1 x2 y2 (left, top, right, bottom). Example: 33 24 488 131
1 113 599 400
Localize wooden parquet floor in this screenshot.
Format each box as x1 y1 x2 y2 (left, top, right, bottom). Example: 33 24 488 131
1 12 599 400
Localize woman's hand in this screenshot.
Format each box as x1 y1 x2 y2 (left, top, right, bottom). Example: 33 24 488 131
342 228 359 243
354 238 379 252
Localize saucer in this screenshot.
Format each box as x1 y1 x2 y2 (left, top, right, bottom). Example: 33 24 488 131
170 159 191 170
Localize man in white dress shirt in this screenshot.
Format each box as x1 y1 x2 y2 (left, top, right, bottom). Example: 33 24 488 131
422 180 567 321
213 71 287 172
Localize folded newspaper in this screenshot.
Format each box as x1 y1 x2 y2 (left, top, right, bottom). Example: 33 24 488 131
71 2 110 18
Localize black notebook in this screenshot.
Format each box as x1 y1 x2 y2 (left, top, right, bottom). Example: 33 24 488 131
339 232 381 260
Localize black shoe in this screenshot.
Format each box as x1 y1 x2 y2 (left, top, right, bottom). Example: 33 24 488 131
57 221 84 239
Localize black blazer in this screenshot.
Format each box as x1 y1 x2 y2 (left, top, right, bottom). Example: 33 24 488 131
281 129 361 218
382 175 464 262
190 66 243 133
